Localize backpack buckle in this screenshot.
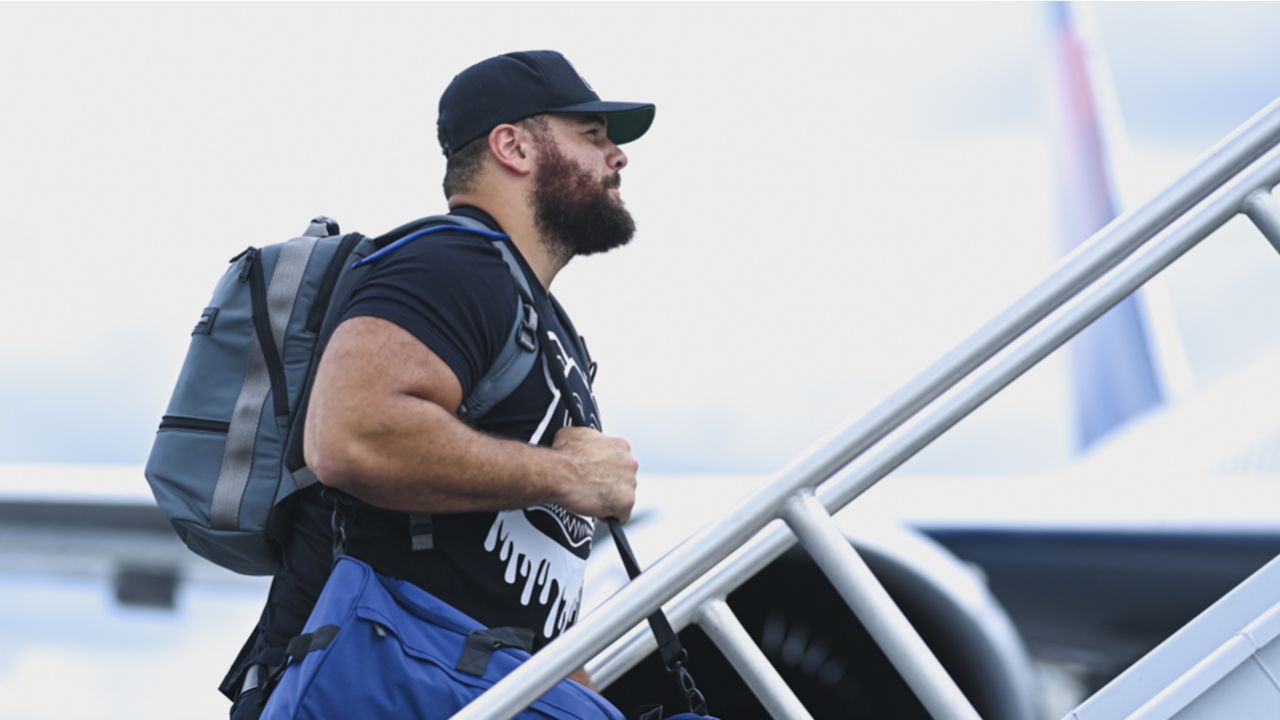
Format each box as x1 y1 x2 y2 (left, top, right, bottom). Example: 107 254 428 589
517 302 538 352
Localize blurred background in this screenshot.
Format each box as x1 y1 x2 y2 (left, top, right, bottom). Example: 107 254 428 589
3 2 1280 718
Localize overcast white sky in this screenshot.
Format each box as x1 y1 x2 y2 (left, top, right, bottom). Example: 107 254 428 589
3 2 1280 477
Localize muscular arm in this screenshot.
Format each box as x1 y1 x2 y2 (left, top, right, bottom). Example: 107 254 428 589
304 316 636 520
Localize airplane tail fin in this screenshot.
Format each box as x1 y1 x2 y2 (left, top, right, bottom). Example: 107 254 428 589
1045 2 1184 451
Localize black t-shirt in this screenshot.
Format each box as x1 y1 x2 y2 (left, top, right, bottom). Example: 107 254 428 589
247 206 602 667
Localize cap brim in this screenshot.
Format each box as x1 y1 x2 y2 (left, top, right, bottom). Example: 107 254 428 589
551 100 656 145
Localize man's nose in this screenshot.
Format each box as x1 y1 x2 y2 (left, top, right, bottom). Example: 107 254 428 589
607 142 628 171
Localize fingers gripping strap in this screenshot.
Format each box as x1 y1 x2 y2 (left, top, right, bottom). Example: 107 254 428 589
210 236 319 531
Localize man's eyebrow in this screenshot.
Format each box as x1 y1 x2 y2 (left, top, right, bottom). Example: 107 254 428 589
575 114 608 128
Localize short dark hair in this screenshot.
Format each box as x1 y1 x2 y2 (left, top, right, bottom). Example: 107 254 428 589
441 132 486 199
440 116 551 199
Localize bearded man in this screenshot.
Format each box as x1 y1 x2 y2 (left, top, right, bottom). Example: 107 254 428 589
222 50 655 719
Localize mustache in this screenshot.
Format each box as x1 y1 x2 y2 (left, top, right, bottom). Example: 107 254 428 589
604 175 621 189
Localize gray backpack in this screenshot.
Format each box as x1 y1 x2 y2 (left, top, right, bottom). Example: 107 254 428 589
144 214 541 575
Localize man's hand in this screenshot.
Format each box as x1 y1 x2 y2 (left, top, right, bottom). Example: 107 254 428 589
552 427 638 522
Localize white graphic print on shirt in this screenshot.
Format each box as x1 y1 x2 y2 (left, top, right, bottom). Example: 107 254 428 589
483 329 598 638
484 508 587 637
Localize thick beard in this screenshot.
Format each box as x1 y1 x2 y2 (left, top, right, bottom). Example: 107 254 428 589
530 136 636 262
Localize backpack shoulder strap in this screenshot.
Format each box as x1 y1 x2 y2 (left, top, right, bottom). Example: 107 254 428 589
407 215 540 553
457 236 540 422
356 214 508 268
370 213 488 245
425 213 488 231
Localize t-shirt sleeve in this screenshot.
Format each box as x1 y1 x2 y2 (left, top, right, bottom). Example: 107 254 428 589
340 234 518 399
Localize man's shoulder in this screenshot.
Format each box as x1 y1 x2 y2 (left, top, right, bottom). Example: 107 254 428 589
369 226 517 287
386 225 507 264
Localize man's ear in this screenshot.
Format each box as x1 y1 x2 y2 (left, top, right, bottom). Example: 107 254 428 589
488 123 535 176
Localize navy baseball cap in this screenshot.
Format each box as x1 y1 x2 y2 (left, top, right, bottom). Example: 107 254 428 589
437 50 656 157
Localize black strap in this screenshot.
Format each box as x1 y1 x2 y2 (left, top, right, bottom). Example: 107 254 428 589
253 624 340 702
534 291 708 716
408 512 435 550
285 624 340 662
607 517 707 715
456 626 537 677
323 486 352 562
608 520 687 668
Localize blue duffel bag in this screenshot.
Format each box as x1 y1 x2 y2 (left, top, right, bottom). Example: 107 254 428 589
260 555 627 719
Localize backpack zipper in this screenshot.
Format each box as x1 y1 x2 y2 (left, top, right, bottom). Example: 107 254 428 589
244 249 291 420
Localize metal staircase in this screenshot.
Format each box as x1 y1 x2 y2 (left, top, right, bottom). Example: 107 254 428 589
454 95 1280 719
1067 555 1280 719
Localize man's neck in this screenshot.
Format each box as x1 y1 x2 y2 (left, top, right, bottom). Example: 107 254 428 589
449 195 566 291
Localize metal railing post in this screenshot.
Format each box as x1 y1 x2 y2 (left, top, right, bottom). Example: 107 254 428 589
783 492 980 720
695 598 815 719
